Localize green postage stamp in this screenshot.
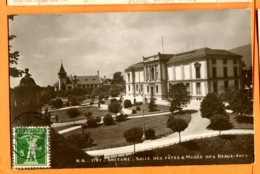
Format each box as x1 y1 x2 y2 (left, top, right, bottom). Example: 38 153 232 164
12 127 50 169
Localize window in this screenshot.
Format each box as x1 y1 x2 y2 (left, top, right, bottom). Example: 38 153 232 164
128 85 130 92
147 86 149 93
169 84 172 91
234 67 238 77
151 67 155 80
127 73 130 82
235 80 239 89
85 79 88 81
82 85 85 88
233 59 238 64
186 83 190 92
224 80 229 89
212 60 216 65
223 59 227 64
156 85 159 93
196 83 201 95
213 81 218 93
93 78 95 81
223 67 228 77
212 67 217 78
136 85 138 91
194 62 201 79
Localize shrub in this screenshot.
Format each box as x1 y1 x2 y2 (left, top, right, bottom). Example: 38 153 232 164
145 128 156 140
67 108 81 124
100 100 105 104
200 93 226 119
67 133 94 148
87 117 98 128
208 114 233 135
124 99 132 108
136 106 141 111
50 98 63 109
236 116 253 124
132 109 137 114
116 114 128 122
103 113 114 125
96 116 101 123
84 111 93 119
108 100 121 113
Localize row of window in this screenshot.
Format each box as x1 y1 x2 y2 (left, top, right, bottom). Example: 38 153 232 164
127 84 159 94
212 66 238 78
212 59 238 65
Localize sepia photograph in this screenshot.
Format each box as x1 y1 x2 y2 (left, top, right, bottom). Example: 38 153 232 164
9 9 254 169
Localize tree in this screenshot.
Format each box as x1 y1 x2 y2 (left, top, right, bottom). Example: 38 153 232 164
200 93 226 119
103 113 114 125
50 98 63 109
168 118 188 143
108 100 121 113
112 72 125 84
145 128 156 140
168 83 191 114
148 92 157 112
109 85 121 97
9 15 24 78
67 108 81 125
123 127 143 155
229 89 253 116
208 114 233 135
124 99 132 108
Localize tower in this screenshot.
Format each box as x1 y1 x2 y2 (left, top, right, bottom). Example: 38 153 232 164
58 62 67 91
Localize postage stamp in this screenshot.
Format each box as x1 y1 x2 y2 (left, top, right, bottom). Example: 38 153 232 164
12 127 50 169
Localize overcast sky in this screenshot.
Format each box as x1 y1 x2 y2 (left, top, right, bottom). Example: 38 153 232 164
9 9 251 87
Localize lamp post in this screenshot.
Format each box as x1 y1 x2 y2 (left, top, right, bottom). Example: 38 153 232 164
141 82 146 141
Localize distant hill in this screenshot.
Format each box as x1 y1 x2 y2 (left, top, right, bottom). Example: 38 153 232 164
230 44 252 69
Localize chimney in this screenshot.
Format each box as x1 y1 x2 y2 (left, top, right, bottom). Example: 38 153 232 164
97 70 99 76
104 75 106 80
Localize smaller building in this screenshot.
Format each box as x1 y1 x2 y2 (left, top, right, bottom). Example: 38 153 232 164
54 63 103 91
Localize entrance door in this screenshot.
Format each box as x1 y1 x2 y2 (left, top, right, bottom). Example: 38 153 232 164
150 86 154 96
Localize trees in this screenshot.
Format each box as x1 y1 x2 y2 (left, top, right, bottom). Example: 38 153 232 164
167 118 188 143
67 132 94 148
168 83 191 114
229 89 253 116
123 127 143 155
67 108 81 125
145 128 156 140
109 85 121 97
112 72 125 84
108 99 121 113
9 15 24 78
208 114 233 135
103 113 114 125
200 93 226 119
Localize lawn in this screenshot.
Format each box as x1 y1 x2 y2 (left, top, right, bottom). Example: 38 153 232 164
61 112 192 150
113 134 254 167
50 105 109 123
127 104 170 116
229 113 253 129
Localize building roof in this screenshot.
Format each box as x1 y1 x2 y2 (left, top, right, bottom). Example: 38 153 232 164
58 63 66 73
125 61 144 71
167 47 242 64
68 75 102 85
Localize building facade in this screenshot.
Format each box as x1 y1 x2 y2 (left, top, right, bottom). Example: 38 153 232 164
125 47 242 102
54 63 103 91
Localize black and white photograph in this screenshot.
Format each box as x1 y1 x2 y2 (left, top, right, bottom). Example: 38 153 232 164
9 9 254 169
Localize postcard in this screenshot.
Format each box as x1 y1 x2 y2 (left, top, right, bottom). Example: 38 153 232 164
9 9 254 169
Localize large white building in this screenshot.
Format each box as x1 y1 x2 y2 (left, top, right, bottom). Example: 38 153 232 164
124 47 242 102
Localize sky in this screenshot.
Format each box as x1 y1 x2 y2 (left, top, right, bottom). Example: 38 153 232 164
9 9 251 87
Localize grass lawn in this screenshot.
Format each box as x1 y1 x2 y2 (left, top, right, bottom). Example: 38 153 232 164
62 112 192 150
229 113 253 129
127 104 170 116
50 106 109 123
113 134 254 166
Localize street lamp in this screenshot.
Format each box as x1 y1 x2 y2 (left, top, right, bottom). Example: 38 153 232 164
141 82 146 141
